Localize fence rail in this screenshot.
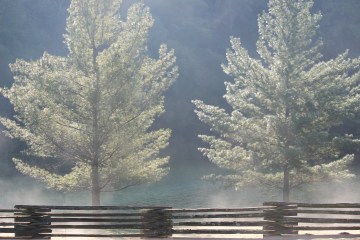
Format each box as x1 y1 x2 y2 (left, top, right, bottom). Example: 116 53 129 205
1 202 360 238
168 206 269 237
0 208 15 238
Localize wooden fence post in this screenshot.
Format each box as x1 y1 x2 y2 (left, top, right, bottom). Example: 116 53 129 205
263 202 298 237
14 206 51 239
141 208 172 238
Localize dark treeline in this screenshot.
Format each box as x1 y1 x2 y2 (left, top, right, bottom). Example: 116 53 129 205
0 0 360 181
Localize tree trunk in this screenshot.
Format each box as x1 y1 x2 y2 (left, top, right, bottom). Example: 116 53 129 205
91 163 101 206
283 166 290 202
91 45 101 206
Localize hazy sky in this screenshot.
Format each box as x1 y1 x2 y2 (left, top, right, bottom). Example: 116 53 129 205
0 0 359 181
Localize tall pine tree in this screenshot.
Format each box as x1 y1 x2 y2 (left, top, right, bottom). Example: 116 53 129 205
193 0 360 201
1 0 178 205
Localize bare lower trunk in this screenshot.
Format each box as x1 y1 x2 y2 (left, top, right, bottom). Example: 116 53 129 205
283 166 290 202
90 44 102 206
92 164 100 206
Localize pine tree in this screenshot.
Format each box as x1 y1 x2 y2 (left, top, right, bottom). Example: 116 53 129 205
0 0 178 206
193 0 360 202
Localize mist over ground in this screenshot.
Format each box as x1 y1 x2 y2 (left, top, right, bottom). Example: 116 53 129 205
0 0 360 207
1 176 360 208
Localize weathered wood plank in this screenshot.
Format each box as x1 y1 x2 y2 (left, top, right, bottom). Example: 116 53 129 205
46 212 142 217
168 207 273 213
293 226 360 230
284 217 360 223
172 212 264 219
14 217 141 223
174 220 268 226
0 228 16 233
15 205 166 210
37 224 144 229
264 202 360 209
297 203 360 208
263 202 298 207
286 209 360 215
173 229 268 234
44 233 145 238
0 209 15 213
264 202 360 208
0 222 14 226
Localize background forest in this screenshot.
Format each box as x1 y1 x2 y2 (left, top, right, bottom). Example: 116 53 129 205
0 0 360 207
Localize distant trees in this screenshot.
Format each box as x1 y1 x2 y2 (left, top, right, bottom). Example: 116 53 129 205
193 0 360 201
0 0 177 205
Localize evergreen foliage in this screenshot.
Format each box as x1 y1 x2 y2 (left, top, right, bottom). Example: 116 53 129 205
193 0 360 201
0 0 178 205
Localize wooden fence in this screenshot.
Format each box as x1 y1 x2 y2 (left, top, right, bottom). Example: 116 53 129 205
1 202 360 239
0 208 15 238
169 206 270 237
264 202 360 237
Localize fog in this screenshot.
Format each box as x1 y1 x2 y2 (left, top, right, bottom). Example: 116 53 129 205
1 176 360 208
0 0 360 207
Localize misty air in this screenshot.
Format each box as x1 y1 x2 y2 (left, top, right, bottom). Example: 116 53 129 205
0 0 360 239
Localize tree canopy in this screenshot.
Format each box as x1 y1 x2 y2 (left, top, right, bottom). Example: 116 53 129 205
0 0 178 205
193 0 360 201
